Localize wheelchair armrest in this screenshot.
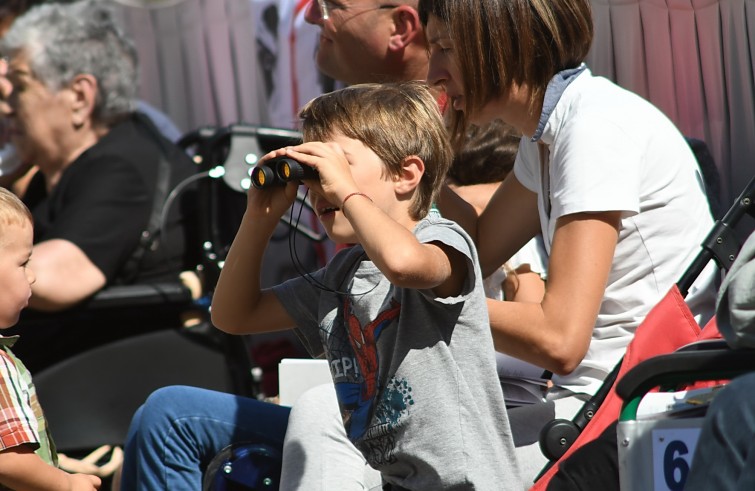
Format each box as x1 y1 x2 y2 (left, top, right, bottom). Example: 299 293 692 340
616 348 755 420
84 282 194 310
675 338 731 352
19 281 196 327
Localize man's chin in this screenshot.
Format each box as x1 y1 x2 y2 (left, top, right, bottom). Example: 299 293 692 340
315 56 353 86
315 51 337 79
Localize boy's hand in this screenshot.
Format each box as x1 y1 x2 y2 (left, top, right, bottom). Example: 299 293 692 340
67 473 102 490
271 143 360 206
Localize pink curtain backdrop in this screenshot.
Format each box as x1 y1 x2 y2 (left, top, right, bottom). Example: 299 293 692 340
113 0 754 208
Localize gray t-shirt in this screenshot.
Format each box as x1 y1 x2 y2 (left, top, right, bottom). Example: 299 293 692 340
274 215 522 490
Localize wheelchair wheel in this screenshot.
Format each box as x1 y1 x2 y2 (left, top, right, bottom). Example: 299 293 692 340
203 442 282 491
539 418 581 461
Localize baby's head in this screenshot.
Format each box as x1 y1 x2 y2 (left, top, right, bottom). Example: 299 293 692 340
299 81 452 220
0 187 34 329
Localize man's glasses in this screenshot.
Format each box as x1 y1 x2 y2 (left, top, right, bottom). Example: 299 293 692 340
315 0 397 21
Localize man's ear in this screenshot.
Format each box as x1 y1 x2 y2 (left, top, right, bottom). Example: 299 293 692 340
388 6 422 51
68 73 98 127
394 155 424 195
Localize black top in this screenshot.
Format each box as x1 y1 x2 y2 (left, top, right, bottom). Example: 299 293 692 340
23 112 196 284
11 113 198 373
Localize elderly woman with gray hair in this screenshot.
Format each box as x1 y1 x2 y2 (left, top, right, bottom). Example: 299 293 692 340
0 0 195 372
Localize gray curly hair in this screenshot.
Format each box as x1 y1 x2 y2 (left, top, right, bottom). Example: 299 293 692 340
1 0 138 125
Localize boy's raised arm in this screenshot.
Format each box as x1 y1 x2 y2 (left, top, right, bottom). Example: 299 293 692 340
341 193 467 297
211 153 298 335
282 144 465 296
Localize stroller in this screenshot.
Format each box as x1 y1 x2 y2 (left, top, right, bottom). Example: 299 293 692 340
532 173 755 489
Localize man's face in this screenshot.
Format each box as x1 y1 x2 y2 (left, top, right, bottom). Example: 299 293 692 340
304 0 399 85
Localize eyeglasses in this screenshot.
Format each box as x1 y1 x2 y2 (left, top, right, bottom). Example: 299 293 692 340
315 0 397 21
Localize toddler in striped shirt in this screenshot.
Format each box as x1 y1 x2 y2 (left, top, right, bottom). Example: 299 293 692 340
0 187 100 490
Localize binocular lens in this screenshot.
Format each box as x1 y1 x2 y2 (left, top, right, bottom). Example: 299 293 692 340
250 165 277 189
251 157 318 189
278 158 318 181
280 161 294 180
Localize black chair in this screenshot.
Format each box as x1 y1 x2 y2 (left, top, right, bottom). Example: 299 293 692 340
35 326 242 452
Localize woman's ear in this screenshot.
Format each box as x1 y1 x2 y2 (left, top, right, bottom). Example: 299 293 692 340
68 73 98 128
388 5 422 51
394 155 424 195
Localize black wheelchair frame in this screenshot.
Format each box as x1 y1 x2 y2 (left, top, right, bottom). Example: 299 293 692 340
29 124 321 474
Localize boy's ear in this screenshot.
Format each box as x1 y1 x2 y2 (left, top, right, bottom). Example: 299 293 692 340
388 6 422 51
393 155 424 195
67 73 98 128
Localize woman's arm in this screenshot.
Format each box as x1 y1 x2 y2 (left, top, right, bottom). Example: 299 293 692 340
488 211 621 375
28 239 106 311
477 174 541 277
436 183 478 238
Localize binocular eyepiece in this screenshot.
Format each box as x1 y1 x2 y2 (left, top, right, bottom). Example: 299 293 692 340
251 157 319 189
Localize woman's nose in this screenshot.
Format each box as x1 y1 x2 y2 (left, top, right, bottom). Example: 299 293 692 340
426 63 446 89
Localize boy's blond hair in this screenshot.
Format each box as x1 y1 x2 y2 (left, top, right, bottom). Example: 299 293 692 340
299 81 452 220
0 187 31 227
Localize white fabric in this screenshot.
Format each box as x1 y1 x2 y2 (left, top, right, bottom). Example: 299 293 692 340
266 0 328 128
280 383 382 491
487 236 552 406
586 0 755 214
0 145 20 177
111 0 752 210
483 235 548 301
111 0 327 132
514 68 717 396
509 234 549 277
482 267 508 302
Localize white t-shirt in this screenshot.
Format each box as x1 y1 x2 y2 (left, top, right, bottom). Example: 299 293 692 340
514 68 717 395
484 235 548 301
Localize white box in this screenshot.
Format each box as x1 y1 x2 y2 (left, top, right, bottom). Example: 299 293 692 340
278 358 332 407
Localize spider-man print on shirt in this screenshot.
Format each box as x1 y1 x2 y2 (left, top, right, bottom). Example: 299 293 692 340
332 296 400 441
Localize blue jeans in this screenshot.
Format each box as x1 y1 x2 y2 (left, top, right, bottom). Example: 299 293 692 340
686 373 755 490
120 385 290 490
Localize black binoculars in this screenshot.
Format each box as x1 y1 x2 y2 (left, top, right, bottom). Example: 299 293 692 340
250 157 319 189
